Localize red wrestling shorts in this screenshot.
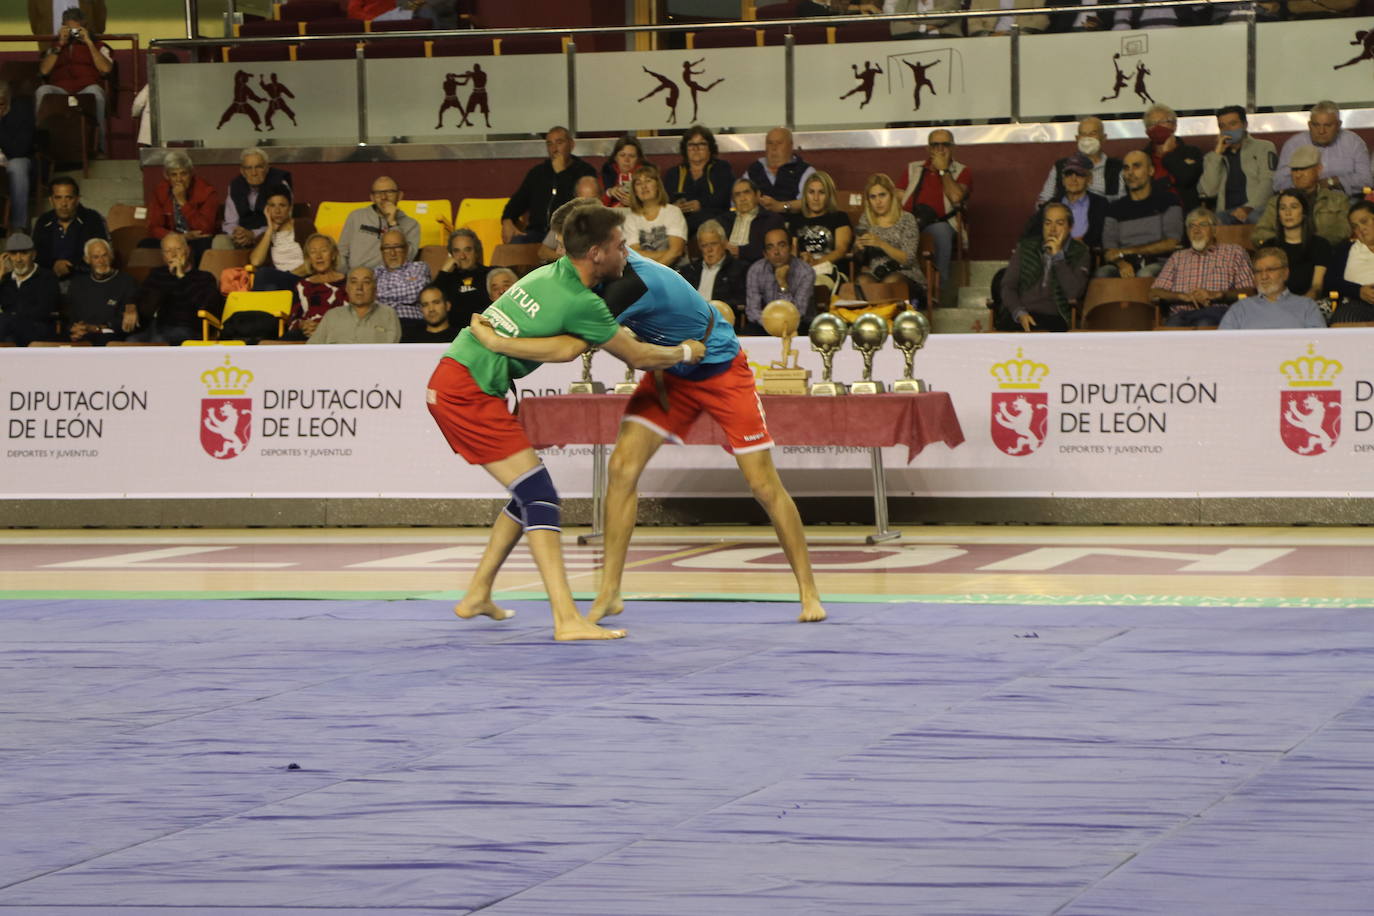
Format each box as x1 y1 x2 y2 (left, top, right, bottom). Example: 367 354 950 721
623 351 773 454
426 358 531 465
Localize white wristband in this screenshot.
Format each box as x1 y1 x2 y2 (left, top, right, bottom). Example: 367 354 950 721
680 343 692 362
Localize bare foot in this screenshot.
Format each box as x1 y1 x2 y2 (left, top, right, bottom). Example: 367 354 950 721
587 594 624 624
455 599 515 621
554 616 627 641
798 599 827 623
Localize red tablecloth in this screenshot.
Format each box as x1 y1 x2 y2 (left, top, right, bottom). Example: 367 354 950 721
518 393 964 463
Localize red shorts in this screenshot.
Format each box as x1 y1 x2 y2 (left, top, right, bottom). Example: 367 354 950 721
624 351 773 454
426 358 531 465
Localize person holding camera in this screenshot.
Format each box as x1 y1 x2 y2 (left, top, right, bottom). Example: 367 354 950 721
34 7 112 155
855 172 924 305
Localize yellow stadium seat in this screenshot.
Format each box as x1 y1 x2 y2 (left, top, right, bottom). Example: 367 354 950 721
456 198 510 259
398 199 453 249
180 340 246 345
462 218 503 263
200 290 295 341
314 201 371 243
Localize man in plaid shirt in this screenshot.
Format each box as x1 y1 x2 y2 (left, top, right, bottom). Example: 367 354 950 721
374 228 431 338
1150 208 1256 327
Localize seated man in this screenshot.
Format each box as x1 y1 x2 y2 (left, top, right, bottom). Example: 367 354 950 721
0 81 36 232
1142 103 1204 213
34 7 113 154
338 176 421 272
1028 153 1108 253
900 128 971 292
31 176 106 280
1219 247 1325 330
0 231 60 345
62 236 137 344
309 267 402 344
744 226 815 336
434 228 490 322
374 228 430 338
220 147 293 251
402 284 459 343
997 202 1090 333
723 179 784 266
500 125 597 244
678 219 748 324
127 232 221 346
1150 208 1256 326
1253 145 1351 246
485 267 517 301
746 127 815 216
1037 116 1123 204
538 174 601 263
1199 106 1275 226
1274 100 1372 197
1097 150 1183 278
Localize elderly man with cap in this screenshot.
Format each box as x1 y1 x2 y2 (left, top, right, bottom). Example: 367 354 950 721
1040 153 1110 253
1253 145 1352 246
1273 100 1372 197
0 231 60 345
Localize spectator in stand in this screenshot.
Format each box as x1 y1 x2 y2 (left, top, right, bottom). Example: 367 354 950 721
0 81 36 232
887 0 963 38
1199 106 1274 226
966 0 1048 36
402 284 459 343
29 1 107 45
600 135 649 208
309 266 401 344
537 175 599 263
1097 149 1183 278
1324 201 1374 323
1044 153 1108 253
1107 0 1195 29
501 125 597 244
338 175 420 272
856 172 924 304
1150 208 1255 326
374 227 430 338
62 236 136 344
678 219 748 323
220 147 293 251
31 176 105 281
900 128 970 293
621 165 687 267
1265 189 1329 302
1254 145 1351 246
0 231 59 345
1219 247 1325 330
350 0 455 26
788 170 852 296
285 233 345 340
127 232 221 345
145 150 220 264
486 266 517 301
724 178 784 266
34 7 112 154
434 228 489 321
663 125 734 237
1037 116 1123 204
996 202 1090 333
248 186 305 291
744 226 815 336
1142 103 1204 213
1274 101 1372 198
747 127 815 217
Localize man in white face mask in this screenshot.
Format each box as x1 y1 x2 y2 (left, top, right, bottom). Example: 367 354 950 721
1037 116 1124 205
1149 207 1256 327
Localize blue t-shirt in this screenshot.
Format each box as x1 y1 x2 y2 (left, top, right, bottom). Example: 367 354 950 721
602 250 740 378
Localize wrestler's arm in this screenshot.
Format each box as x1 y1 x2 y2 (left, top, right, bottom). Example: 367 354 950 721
468 316 703 368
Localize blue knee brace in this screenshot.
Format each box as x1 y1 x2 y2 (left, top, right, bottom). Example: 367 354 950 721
501 498 524 527
508 465 561 532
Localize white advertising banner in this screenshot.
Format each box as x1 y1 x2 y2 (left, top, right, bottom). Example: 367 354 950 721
1018 25 1248 121
157 60 358 146
794 37 1011 129
366 55 568 142
574 47 785 134
2 330 1373 501
1257 19 1374 110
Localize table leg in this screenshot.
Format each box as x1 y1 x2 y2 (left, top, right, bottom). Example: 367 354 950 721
578 442 607 546
866 446 901 544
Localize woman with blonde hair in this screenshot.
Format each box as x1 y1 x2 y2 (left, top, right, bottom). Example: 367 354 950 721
787 169 852 294
285 233 345 339
853 172 923 304
622 164 687 267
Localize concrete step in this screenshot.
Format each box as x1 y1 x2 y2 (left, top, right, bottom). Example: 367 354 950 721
931 306 992 334
52 159 145 226
957 285 993 310
965 259 1003 289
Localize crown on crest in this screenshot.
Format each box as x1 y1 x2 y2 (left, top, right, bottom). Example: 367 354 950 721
1279 344 1342 388
990 348 1050 390
201 356 254 396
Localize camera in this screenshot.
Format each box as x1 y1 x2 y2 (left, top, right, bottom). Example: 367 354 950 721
69 28 82 40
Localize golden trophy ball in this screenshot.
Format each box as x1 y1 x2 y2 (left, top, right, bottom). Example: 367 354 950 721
710 298 735 328
759 299 811 395
848 312 889 394
568 348 605 394
808 312 849 396
891 309 931 393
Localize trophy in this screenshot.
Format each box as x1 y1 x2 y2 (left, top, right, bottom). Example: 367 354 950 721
759 299 811 394
891 309 931 393
568 348 605 393
613 364 638 395
848 312 888 394
808 313 849 396
709 299 736 329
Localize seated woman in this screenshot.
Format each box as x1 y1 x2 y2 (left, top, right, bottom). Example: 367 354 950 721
284 233 345 340
787 170 852 296
622 165 687 267
145 150 220 264
600 135 650 208
662 125 734 237
248 187 305 292
850 172 924 305
1272 189 1329 303
1326 201 1374 323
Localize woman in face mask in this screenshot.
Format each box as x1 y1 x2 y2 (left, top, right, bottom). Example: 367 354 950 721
1142 103 1205 213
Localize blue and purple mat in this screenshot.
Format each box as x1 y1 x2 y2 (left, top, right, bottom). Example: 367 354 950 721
3 597 1373 914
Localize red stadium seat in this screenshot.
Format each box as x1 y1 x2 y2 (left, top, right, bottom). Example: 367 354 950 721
688 27 760 49
368 17 432 32
226 43 295 62
279 0 344 22
832 21 895 42
305 17 363 35
431 35 495 57
496 34 567 55
239 20 302 37
761 24 831 45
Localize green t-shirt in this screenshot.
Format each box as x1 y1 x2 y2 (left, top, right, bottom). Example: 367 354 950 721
443 257 620 397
